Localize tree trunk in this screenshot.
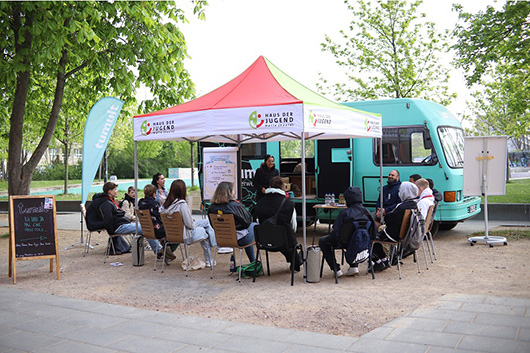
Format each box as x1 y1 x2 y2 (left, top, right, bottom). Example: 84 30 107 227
7 8 33 196
63 141 69 195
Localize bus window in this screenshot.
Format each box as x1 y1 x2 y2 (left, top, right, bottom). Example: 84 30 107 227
241 143 267 159
280 140 315 158
374 126 436 166
438 126 464 168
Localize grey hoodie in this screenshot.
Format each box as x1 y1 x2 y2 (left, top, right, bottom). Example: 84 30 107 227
159 199 195 239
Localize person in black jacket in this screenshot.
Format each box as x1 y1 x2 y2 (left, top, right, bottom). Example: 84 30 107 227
86 182 133 255
319 186 375 277
371 181 419 271
254 176 302 271
209 181 256 262
253 154 279 201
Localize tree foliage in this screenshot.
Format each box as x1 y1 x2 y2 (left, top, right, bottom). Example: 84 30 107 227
1 1 206 195
319 0 455 105
453 1 529 145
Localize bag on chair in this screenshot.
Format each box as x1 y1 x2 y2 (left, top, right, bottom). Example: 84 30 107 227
402 209 425 253
345 221 371 265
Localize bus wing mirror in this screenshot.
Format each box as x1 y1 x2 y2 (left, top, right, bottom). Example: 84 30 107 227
423 131 433 150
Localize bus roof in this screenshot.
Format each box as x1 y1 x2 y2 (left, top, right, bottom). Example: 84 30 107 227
342 98 461 128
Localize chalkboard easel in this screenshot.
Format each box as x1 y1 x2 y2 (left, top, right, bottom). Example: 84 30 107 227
9 195 60 284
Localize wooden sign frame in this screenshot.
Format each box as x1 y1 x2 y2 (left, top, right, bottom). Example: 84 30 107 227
8 195 60 284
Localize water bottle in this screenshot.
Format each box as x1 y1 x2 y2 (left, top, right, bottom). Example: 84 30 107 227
331 193 335 205
229 254 236 272
325 193 330 205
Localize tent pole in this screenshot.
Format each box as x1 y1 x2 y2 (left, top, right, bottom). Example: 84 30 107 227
301 133 307 273
237 136 242 200
134 141 139 235
379 137 384 224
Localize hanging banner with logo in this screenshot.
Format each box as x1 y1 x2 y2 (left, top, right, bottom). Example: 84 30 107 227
81 97 124 204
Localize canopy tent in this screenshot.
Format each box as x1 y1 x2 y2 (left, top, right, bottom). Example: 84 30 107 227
133 56 382 269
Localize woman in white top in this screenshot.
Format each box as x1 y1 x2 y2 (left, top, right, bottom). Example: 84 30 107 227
160 179 216 267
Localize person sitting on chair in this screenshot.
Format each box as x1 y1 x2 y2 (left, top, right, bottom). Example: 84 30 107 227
415 178 435 220
371 181 418 271
121 186 136 222
160 179 217 267
86 182 137 255
319 186 375 277
253 176 302 272
209 181 256 263
138 184 176 263
374 169 402 228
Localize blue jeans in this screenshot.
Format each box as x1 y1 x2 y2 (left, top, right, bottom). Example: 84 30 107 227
237 223 256 262
115 222 161 254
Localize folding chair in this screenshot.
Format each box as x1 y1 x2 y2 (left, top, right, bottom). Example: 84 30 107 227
423 204 437 261
320 220 370 284
136 209 162 271
253 223 302 286
370 209 414 279
208 213 255 283
81 203 105 257
161 213 209 277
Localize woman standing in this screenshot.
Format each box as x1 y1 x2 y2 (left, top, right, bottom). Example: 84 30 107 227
160 179 217 267
253 154 279 201
152 173 168 206
209 181 256 263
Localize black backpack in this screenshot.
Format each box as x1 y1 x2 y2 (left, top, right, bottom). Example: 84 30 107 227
342 220 371 264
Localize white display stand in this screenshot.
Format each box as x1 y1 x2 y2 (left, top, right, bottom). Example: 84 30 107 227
202 147 238 201
463 136 508 247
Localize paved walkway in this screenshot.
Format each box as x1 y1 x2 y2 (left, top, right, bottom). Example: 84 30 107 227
0 286 528 353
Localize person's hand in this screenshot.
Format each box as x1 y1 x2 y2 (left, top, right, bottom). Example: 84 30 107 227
381 208 386 216
376 208 381 218
262 187 266 193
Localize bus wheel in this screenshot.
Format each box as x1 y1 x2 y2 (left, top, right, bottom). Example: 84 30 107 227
439 222 458 231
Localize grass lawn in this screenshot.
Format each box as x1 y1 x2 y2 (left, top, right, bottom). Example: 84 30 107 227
470 228 530 240
480 179 530 204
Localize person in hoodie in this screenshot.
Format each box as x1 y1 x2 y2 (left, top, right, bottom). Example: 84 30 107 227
138 184 176 262
209 181 256 263
319 186 375 277
121 186 136 222
253 176 302 271
160 179 216 267
371 181 419 271
85 182 134 255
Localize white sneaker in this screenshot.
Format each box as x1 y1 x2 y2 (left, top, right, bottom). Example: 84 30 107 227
217 247 233 254
336 270 344 278
346 266 360 276
205 260 216 268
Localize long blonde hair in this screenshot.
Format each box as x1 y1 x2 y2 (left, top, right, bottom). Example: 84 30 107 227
211 181 233 204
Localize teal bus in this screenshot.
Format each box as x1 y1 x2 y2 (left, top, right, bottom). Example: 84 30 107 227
198 98 481 233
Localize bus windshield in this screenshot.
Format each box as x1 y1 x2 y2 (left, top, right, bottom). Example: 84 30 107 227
438 126 464 168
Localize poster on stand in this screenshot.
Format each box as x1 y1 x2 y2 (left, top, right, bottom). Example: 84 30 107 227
203 147 238 201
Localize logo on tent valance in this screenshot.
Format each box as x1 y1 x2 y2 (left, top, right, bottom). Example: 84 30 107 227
249 110 295 129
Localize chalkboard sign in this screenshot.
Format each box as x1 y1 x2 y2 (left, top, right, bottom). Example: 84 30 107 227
9 195 60 283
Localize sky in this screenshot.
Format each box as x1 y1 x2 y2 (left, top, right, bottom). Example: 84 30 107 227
146 0 502 121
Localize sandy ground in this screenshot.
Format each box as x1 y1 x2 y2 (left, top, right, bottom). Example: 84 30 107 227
1 214 529 337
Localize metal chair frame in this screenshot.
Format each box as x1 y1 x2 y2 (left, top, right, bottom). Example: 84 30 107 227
208 213 255 283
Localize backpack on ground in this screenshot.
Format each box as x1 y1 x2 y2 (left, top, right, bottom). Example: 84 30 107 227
236 261 264 279
344 221 371 264
402 209 425 253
